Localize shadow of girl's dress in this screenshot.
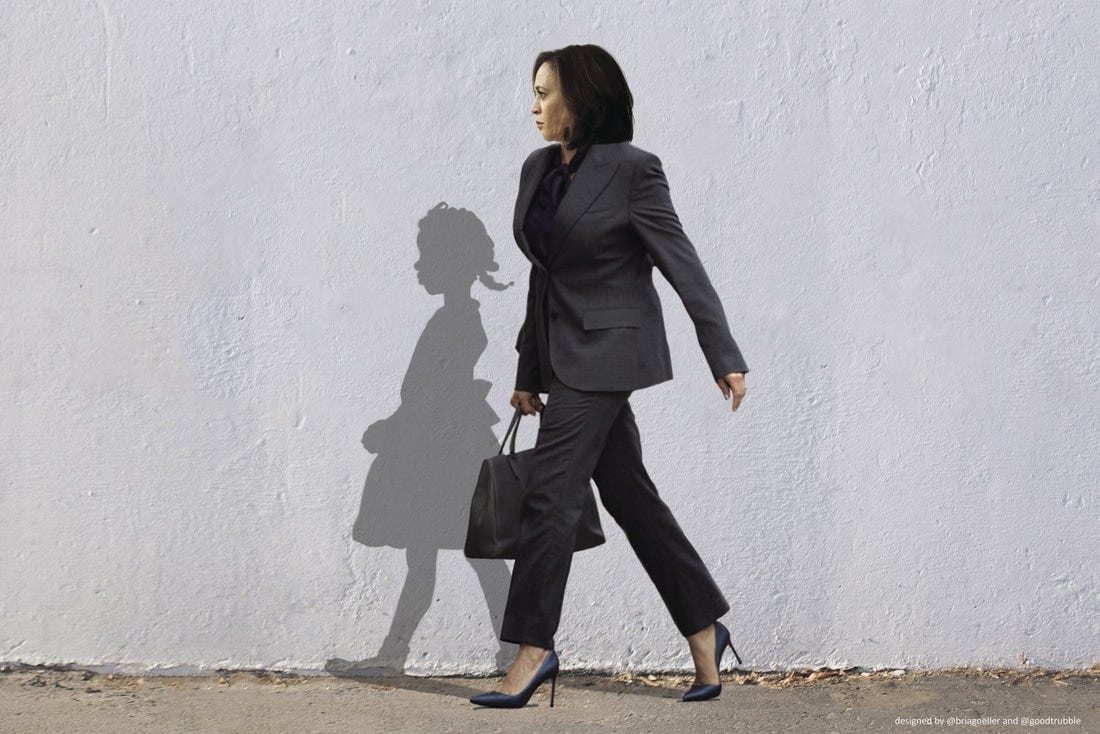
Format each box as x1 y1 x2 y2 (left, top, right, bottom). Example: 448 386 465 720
353 301 501 550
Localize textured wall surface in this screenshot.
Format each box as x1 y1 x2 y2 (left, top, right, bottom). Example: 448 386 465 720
1 1 1096 675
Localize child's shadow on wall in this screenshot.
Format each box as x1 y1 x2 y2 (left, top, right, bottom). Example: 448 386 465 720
326 202 519 676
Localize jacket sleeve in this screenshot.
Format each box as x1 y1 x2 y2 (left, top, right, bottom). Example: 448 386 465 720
513 263 543 392
628 152 750 378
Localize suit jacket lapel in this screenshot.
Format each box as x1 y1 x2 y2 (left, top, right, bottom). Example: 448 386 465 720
513 143 621 269
546 146 619 267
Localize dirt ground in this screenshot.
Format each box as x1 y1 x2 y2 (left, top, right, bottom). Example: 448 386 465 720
1 664 1097 733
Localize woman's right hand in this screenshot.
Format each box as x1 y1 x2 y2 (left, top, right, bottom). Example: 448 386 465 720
511 389 544 415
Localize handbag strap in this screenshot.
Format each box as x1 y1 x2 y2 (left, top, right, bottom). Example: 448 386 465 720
498 403 543 455
497 407 522 456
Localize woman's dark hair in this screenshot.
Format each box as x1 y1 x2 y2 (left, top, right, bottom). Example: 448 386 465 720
532 44 634 149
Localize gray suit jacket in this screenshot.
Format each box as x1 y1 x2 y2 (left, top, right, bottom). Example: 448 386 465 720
513 141 749 393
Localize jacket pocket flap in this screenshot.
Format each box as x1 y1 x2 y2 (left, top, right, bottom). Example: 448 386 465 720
582 307 642 330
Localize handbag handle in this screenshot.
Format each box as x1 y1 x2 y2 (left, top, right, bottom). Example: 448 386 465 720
498 403 542 456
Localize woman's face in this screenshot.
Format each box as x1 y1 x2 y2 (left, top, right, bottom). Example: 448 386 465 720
531 62 572 144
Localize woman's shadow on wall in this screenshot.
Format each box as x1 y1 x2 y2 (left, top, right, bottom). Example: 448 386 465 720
325 202 519 677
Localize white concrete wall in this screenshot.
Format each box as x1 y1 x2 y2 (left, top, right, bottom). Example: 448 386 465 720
1 0 1096 675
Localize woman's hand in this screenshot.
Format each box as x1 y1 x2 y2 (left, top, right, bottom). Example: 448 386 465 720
716 373 747 411
511 389 544 415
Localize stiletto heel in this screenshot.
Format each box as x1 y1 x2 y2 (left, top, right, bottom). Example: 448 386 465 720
682 621 743 702
470 648 560 708
728 638 743 665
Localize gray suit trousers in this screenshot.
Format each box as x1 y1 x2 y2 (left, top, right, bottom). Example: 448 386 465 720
499 372 731 649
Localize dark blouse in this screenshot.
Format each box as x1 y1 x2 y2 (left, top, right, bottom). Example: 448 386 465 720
522 143 592 265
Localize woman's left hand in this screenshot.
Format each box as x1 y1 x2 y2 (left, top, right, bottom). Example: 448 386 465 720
716 373 746 412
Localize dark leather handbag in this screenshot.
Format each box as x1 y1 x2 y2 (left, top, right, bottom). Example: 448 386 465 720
464 405 606 559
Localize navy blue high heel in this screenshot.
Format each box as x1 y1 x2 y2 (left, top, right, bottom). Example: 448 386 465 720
470 648 559 708
682 621 742 702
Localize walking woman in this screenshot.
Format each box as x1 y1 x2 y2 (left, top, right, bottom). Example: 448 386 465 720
470 44 750 708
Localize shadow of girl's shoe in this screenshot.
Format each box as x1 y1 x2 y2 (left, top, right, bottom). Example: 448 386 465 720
325 656 405 677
